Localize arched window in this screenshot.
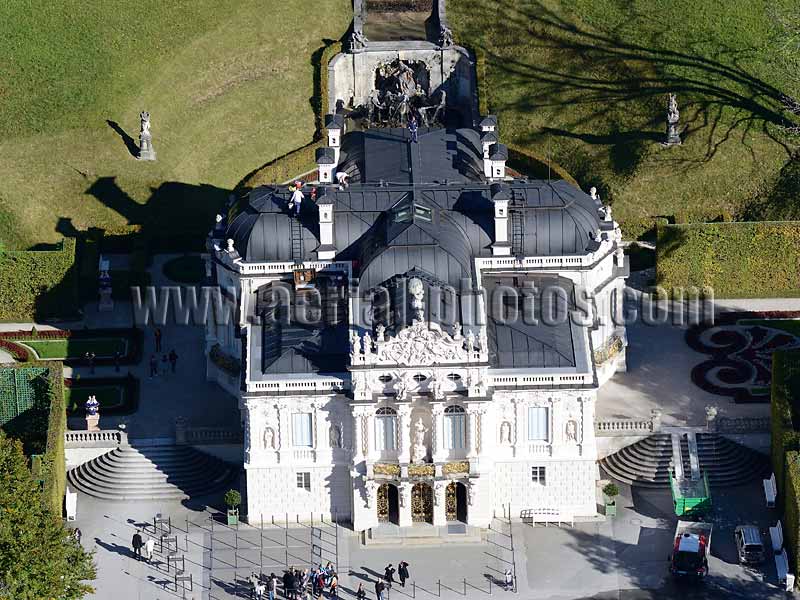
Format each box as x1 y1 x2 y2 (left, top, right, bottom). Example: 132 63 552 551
375 407 397 451
444 405 466 450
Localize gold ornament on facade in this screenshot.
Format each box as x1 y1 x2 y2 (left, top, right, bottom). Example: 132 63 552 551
408 463 435 478
373 463 401 476
593 335 623 365
443 461 469 475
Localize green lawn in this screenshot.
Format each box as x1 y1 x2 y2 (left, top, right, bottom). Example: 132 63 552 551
449 0 798 230
0 0 351 249
64 385 125 414
21 338 127 359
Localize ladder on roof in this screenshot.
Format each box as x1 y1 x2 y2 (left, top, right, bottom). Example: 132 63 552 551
510 209 524 256
290 216 304 262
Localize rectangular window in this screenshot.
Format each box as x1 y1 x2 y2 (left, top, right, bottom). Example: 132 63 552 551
375 416 397 451
445 413 466 450
531 466 546 485
527 407 549 442
296 472 311 491
292 413 313 447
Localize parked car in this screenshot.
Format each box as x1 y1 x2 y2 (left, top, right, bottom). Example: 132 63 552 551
735 525 765 565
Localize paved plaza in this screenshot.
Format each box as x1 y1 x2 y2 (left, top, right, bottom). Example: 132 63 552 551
70 475 789 600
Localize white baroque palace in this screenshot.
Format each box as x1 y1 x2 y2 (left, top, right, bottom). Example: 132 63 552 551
205 111 627 530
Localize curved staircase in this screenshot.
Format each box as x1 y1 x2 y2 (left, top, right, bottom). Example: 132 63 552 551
67 444 237 501
601 433 770 488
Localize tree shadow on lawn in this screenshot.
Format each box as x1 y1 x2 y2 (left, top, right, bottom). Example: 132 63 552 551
473 0 795 181
106 119 139 158
84 176 230 252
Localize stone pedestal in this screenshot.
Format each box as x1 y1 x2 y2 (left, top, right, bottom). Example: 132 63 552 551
85 414 100 432
98 287 114 312
398 483 412 527
138 134 156 161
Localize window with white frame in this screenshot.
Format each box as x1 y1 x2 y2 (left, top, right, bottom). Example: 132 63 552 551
375 407 397 451
527 406 549 442
444 405 466 450
296 472 311 491
531 466 546 485
292 413 313 447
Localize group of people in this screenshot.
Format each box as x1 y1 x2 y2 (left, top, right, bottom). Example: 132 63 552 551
130 529 156 563
148 328 178 377
249 563 339 600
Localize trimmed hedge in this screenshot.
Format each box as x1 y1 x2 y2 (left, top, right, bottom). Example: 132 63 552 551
771 351 800 494
0 328 144 366
240 142 321 189
42 362 66 516
787 451 800 578
0 238 80 322
657 222 800 298
0 361 65 515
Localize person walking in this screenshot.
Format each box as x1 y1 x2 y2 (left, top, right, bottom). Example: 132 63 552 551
113 350 121 372
255 581 266 600
504 569 513 592
384 564 395 588
161 354 169 377
398 561 409 588
144 537 155 563
268 573 278 600
149 354 158 378
374 579 385 600
408 115 419 143
168 349 178 373
282 569 292 600
355 583 366 600
154 328 162 352
329 572 338 600
72 527 82 544
85 351 96 374
131 530 143 560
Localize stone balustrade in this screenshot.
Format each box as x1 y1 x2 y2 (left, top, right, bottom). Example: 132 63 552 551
64 429 125 448
595 419 655 436
183 427 243 445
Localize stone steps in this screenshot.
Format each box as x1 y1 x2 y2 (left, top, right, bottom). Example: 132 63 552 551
67 444 238 501
600 433 769 488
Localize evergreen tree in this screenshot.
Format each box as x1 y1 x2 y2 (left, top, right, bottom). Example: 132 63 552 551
0 431 95 599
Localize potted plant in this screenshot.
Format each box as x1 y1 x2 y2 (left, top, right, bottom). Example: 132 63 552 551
224 489 241 526
603 483 619 517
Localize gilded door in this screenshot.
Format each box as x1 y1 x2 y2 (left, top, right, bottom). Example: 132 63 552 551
377 484 390 522
411 483 433 523
445 482 458 521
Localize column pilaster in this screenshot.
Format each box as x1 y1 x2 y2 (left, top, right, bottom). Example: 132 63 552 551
433 481 447 526
352 407 368 464
397 404 412 464
275 400 290 464
398 482 412 527
466 406 479 459
431 404 446 463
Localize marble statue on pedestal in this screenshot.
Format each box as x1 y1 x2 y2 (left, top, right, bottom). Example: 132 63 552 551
411 418 428 463
663 94 682 147
138 111 157 160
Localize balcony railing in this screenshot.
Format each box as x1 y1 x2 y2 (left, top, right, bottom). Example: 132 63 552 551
373 463 401 477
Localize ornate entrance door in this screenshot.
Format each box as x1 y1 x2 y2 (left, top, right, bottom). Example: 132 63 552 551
377 483 399 524
446 481 468 522
411 483 433 523
377 484 390 522
446 482 458 521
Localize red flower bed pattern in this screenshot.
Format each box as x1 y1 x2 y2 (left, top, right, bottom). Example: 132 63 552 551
686 312 800 403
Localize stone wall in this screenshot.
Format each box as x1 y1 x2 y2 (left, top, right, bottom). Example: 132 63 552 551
492 459 596 518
